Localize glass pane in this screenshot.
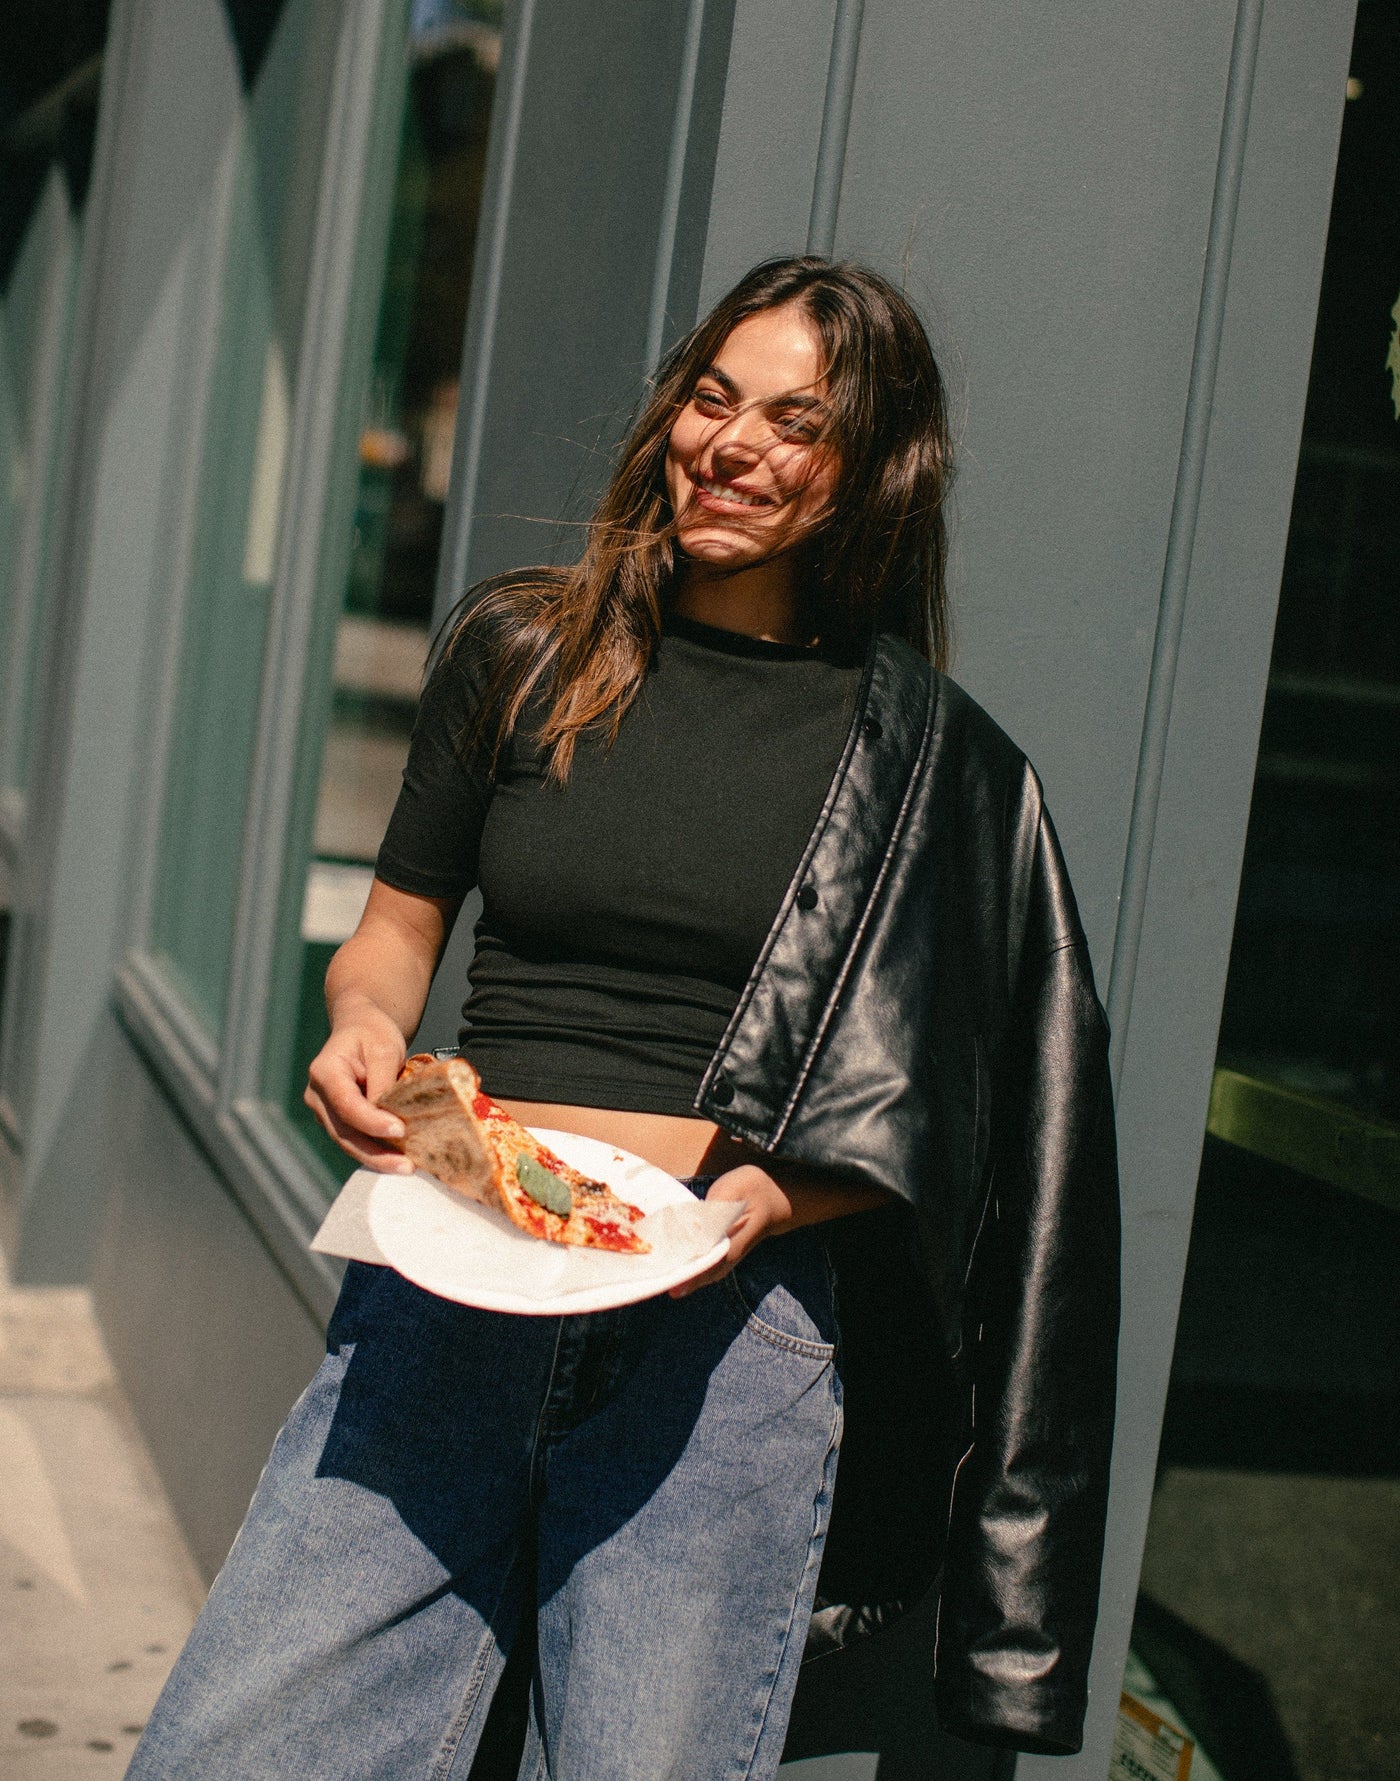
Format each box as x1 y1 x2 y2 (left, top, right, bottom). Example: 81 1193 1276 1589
270 5 503 1179
1213 14 1399 1127
0 5 111 1020
1127 15 1400 1781
148 0 341 1038
0 176 83 797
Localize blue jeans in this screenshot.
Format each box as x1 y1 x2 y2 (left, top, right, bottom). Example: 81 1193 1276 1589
127 1191 842 1780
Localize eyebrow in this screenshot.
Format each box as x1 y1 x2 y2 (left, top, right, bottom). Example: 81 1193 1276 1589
697 363 826 412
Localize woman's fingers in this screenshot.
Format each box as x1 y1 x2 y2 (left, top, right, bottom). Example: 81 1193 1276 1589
668 1251 738 1297
305 1031 412 1171
668 1215 754 1296
310 1052 404 1140
304 1080 414 1172
668 1190 763 1298
361 1036 410 1113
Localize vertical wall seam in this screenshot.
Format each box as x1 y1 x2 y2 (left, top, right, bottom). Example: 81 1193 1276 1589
807 0 865 255
646 0 707 370
1105 0 1264 1088
439 0 537 616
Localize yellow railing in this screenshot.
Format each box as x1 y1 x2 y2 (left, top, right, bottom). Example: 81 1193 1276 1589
1206 1067 1400 1215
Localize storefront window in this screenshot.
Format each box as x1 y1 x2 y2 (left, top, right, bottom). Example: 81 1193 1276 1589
1126 13 1400 1778
0 175 82 802
0 1 111 1038
147 0 341 1039
270 3 502 1177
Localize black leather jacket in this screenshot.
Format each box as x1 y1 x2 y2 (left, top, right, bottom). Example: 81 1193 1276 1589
692 631 1121 1757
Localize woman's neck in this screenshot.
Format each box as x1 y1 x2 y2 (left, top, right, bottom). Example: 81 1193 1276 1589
672 558 814 646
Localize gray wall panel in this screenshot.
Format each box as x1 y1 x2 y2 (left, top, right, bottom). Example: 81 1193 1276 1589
654 0 739 356
698 0 838 302
834 0 1239 964
456 0 728 589
88 1016 324 1582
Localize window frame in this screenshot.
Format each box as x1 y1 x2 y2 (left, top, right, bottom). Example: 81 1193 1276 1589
113 0 429 1319
0 32 125 1159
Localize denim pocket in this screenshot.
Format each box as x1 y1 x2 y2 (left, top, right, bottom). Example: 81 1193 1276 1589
724 1229 838 1359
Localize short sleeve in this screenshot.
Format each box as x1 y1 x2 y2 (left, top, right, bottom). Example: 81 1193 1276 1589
374 628 493 900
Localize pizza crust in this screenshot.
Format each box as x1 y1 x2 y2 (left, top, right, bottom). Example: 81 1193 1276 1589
376 1055 495 1208
378 1055 650 1254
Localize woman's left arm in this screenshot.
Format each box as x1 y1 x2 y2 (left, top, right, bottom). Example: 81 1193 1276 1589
669 1164 886 1296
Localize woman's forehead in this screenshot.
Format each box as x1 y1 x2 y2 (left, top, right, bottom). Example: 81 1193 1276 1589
710 304 827 403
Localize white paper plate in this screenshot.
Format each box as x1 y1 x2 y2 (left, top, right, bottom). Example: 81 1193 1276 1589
354 1130 735 1315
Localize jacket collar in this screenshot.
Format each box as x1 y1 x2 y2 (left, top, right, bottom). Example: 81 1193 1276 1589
694 630 938 1145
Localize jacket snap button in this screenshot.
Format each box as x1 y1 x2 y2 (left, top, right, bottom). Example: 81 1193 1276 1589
797 883 819 911
711 1074 735 1107
862 717 883 742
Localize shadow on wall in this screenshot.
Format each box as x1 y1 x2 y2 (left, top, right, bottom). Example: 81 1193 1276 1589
1160 1139 1400 1480
1130 1594 1301 1781
780 1590 1014 1780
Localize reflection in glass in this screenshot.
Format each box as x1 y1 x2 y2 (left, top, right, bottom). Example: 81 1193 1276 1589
0 5 111 1078
0 173 82 802
1215 4 1399 1125
1131 18 1400 1780
280 8 502 1176
148 0 341 1038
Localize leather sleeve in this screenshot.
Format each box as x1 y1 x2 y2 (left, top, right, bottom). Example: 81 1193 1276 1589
933 789 1121 1755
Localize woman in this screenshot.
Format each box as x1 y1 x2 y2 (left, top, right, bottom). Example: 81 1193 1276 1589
130 258 1119 1778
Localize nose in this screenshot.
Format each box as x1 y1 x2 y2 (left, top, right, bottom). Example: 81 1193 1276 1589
706 402 771 466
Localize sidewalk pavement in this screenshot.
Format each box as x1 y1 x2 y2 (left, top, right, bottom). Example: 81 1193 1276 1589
0 1255 203 1779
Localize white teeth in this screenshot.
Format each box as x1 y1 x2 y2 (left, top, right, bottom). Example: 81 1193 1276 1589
698 474 766 507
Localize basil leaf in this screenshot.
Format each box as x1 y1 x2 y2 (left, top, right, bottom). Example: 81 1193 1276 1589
516 1152 573 1217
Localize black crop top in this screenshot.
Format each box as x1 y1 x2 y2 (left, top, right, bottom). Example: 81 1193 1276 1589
375 610 862 1116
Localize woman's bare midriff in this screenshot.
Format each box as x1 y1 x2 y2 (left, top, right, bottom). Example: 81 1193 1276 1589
495 1099 759 1180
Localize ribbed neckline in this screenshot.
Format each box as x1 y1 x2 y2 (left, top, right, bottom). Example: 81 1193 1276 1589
663 610 827 663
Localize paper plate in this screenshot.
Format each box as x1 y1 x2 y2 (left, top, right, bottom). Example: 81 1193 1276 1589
343 1130 736 1315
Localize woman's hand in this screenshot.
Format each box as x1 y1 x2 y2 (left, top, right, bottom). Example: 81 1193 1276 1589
304 994 415 1173
668 1165 792 1297
304 878 460 1171
668 1163 888 1298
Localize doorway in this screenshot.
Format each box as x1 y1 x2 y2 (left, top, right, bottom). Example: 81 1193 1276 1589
1126 7 1400 1778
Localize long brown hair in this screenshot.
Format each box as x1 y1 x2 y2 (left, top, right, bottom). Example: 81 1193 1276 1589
449 256 954 781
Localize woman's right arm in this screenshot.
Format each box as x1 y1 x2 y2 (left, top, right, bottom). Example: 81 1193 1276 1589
304 877 463 1171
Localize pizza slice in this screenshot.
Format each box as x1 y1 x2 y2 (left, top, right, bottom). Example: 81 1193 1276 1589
377 1054 650 1254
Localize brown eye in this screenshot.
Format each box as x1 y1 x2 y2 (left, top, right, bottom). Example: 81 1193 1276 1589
693 387 727 414
777 413 820 443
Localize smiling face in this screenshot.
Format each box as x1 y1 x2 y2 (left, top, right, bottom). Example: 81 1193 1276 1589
664 302 841 575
